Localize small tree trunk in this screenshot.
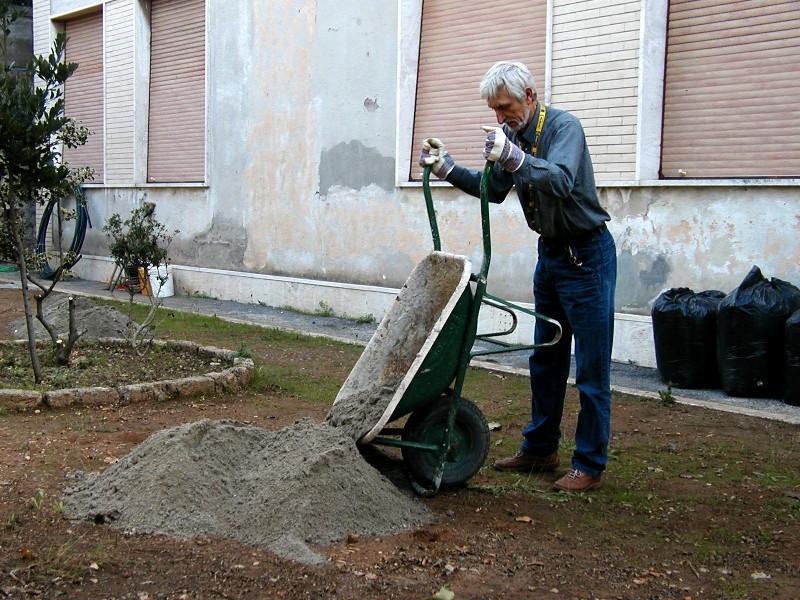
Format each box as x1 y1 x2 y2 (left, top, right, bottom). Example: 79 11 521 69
58 295 83 363
7 193 43 383
23 198 85 366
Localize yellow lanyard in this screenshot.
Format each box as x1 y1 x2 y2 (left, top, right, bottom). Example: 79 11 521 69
530 102 547 157
525 102 547 229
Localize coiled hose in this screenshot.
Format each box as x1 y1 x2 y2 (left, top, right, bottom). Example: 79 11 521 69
35 186 91 279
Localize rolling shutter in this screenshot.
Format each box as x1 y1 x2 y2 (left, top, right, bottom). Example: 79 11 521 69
63 10 104 183
662 0 800 178
409 0 547 180
147 0 205 183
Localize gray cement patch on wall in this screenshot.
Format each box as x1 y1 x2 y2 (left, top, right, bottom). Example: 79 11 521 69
319 141 394 195
190 215 247 271
616 250 673 314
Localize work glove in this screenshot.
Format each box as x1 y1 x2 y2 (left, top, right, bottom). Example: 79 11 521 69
482 126 525 172
418 138 455 179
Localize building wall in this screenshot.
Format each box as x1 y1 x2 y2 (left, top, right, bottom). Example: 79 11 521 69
551 0 641 181
104 0 135 183
31 0 800 369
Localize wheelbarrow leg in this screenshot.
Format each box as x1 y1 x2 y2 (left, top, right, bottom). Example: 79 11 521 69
406 404 453 497
408 466 444 497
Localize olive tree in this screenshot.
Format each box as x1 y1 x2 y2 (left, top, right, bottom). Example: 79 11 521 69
0 0 93 382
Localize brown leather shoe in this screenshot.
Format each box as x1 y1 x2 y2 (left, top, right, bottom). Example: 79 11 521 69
553 469 602 492
493 451 559 472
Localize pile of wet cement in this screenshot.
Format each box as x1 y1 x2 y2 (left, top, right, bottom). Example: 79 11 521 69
63 418 432 564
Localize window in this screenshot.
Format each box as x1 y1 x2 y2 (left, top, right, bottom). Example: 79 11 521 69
662 0 800 178
63 9 104 183
409 0 547 180
147 0 205 183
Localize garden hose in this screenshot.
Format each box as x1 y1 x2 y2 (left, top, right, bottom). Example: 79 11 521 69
35 186 91 279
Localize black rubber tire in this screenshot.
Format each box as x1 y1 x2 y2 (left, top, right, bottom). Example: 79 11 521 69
401 396 489 488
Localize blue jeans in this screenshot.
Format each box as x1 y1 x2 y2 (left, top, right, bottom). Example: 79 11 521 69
520 228 617 477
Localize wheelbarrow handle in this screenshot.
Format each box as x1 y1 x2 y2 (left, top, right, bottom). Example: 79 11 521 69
421 166 441 252
422 162 494 281
477 161 493 283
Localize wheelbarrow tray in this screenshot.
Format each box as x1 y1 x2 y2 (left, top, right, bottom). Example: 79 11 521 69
326 251 473 443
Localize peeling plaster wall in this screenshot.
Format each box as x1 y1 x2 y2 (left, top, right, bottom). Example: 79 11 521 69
202 0 410 284
604 185 800 315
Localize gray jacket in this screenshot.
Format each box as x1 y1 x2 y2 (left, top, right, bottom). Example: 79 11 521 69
447 104 610 241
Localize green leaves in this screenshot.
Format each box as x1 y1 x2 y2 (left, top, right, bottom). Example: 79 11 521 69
103 205 177 271
0 16 86 194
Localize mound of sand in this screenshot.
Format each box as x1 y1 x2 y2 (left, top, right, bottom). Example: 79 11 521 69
63 418 432 564
9 293 128 340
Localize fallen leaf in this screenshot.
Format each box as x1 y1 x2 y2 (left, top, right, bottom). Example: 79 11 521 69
488 422 502 431
515 515 533 523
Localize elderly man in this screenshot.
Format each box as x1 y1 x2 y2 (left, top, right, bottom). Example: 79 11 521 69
418 60 617 492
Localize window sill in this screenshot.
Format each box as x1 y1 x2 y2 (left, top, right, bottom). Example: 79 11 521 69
81 183 209 190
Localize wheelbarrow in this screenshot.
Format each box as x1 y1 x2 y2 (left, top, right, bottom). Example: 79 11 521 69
325 163 562 496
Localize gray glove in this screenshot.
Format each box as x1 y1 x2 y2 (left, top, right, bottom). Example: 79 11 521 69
482 126 525 172
418 138 455 179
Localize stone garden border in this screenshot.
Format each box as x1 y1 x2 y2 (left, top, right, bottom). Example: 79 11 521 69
0 338 254 410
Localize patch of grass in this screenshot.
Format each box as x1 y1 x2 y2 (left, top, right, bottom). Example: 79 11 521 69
35 532 123 583
190 291 216 299
276 301 375 324
247 365 272 390
315 301 335 317
235 343 253 359
658 383 676 405
29 489 46 511
255 363 341 405
717 579 752 599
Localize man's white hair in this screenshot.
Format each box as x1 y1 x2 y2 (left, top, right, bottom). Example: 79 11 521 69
480 61 537 102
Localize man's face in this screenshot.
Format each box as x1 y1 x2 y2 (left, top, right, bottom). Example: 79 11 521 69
487 86 537 132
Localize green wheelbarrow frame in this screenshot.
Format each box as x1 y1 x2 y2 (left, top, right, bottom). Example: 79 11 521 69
326 163 562 496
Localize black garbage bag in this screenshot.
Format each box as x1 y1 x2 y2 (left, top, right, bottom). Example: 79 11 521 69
783 310 800 406
717 266 800 398
652 287 726 388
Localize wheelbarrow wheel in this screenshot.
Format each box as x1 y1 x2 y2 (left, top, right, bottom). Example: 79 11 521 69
401 396 489 488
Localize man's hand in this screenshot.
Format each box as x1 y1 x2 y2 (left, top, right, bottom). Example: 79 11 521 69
419 138 455 179
482 126 525 172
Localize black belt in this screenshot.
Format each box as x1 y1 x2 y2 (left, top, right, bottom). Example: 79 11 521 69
541 224 606 247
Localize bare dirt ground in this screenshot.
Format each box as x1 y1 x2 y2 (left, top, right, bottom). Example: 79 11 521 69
1 289 799 600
